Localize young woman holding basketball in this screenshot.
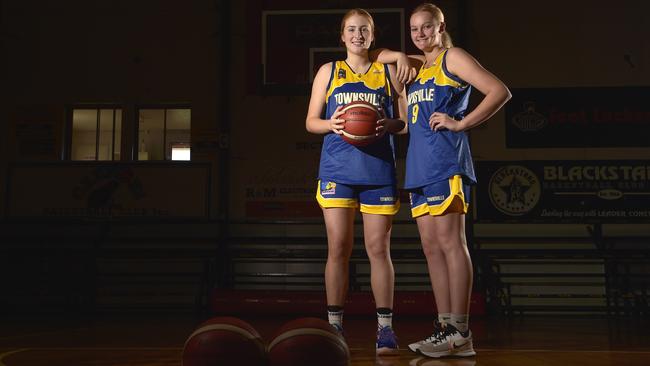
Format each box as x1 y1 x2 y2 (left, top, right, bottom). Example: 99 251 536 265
375 2 511 358
305 8 407 355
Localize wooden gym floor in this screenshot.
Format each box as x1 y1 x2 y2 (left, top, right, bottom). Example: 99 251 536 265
1 314 649 366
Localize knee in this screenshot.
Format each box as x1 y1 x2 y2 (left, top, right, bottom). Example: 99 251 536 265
328 244 351 263
366 242 390 260
436 232 466 253
421 239 444 258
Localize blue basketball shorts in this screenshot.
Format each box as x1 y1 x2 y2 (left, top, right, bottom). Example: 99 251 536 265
316 180 400 215
408 175 471 218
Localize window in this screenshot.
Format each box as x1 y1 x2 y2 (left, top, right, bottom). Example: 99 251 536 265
71 108 122 161
138 108 191 161
171 143 191 161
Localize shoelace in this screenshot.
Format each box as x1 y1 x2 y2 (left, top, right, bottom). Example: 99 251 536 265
428 324 458 345
422 321 445 343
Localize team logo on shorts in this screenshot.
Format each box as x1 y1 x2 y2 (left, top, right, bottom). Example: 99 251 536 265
321 181 336 195
488 165 540 216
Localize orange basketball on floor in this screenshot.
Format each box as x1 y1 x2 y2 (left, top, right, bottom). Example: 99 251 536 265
182 316 267 366
268 317 349 366
340 101 381 146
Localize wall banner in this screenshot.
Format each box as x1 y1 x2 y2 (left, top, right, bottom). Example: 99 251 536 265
505 87 650 148
474 160 650 223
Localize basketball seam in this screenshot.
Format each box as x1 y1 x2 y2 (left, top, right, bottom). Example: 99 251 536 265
340 130 377 140
184 324 259 349
340 102 380 118
341 103 380 144
267 328 349 352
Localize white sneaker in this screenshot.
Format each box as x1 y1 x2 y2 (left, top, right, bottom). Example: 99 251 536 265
417 325 476 358
408 320 445 353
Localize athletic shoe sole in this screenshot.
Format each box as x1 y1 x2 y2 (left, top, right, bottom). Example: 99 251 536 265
376 347 400 356
417 348 476 358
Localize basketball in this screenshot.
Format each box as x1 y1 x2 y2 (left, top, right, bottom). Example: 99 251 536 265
267 317 350 366
340 101 381 146
182 316 267 366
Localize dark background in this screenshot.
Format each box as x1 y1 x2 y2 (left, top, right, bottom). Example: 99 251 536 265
1 0 648 317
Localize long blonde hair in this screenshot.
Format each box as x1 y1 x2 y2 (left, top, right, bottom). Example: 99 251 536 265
412 3 453 48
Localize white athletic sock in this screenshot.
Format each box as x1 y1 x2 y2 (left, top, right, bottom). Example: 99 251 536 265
438 313 451 327
450 313 469 333
377 308 393 329
327 306 344 329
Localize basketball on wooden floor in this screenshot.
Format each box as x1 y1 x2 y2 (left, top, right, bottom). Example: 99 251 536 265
340 101 381 146
268 317 349 366
182 316 267 366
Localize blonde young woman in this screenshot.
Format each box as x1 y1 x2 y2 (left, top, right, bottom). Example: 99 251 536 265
375 2 511 358
305 8 408 355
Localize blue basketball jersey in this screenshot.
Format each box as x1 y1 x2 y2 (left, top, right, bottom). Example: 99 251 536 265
404 49 476 189
318 61 396 185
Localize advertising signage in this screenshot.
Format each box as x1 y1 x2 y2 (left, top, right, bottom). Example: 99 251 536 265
505 87 650 148
475 161 650 223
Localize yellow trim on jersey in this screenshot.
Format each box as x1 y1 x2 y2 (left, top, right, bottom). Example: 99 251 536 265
411 175 469 218
316 181 358 209
325 61 390 103
360 200 400 215
415 49 463 88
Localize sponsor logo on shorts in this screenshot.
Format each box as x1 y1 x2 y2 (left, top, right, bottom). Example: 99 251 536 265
489 165 540 216
322 181 336 195
380 196 395 202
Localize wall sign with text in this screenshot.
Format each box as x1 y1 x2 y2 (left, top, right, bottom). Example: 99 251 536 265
505 87 650 148
475 160 650 223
